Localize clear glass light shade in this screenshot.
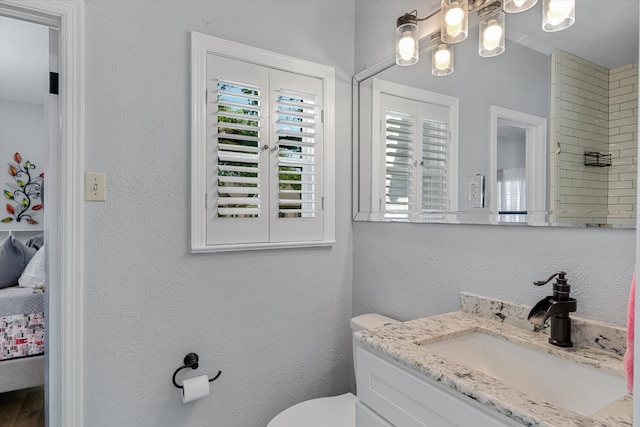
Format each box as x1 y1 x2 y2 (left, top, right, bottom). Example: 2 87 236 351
396 20 419 66
542 0 575 32
479 12 505 57
432 44 454 76
504 0 538 13
441 0 468 44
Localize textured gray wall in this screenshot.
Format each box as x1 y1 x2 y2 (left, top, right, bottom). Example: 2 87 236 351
353 0 635 328
354 222 634 326
83 1 354 426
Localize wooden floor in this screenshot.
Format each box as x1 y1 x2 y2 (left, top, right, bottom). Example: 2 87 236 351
0 386 45 427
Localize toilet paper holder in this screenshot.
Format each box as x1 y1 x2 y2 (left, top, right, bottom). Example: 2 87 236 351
172 352 222 389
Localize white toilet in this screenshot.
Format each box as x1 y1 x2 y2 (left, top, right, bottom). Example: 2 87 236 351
267 313 399 427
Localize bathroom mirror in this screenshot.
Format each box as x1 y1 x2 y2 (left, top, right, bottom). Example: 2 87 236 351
354 0 639 227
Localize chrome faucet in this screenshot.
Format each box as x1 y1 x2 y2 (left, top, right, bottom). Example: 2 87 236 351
527 271 577 347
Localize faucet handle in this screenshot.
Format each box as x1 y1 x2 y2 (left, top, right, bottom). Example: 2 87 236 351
533 271 566 287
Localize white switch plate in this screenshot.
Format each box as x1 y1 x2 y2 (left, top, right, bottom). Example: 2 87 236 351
85 172 107 201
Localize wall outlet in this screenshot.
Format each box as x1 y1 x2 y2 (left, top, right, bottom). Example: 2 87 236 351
466 174 485 208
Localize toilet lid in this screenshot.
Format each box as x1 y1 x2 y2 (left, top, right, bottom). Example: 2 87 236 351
267 392 357 427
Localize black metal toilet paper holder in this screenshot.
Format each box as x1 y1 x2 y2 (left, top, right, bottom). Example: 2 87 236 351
172 352 222 389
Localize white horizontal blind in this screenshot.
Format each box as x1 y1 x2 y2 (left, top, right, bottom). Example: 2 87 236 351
379 93 453 220
275 89 317 218
206 54 269 245
193 33 335 251
384 110 414 219
421 119 448 211
216 78 262 218
270 69 324 242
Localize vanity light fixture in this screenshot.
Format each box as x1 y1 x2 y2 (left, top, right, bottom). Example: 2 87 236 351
396 12 419 66
478 2 505 57
395 0 575 75
503 0 537 13
432 41 454 76
542 0 575 32
441 0 469 43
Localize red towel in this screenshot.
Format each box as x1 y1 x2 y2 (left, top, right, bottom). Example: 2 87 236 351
624 272 635 393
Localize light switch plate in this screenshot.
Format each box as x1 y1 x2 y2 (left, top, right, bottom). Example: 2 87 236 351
85 172 106 201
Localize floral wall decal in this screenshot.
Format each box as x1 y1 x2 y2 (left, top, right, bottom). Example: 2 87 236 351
3 152 43 225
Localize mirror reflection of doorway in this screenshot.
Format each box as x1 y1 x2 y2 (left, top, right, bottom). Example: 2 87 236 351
0 14 56 427
497 122 527 222
489 106 547 225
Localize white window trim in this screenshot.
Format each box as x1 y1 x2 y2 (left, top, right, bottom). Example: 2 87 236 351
371 78 459 222
190 32 335 252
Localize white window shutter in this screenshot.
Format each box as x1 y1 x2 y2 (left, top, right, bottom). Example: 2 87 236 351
380 94 417 220
379 92 452 220
418 102 450 212
269 69 324 242
192 32 335 252
206 54 270 245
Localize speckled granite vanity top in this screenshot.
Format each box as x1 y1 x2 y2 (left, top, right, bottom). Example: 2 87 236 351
353 293 632 426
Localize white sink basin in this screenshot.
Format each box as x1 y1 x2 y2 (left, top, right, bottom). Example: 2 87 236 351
422 332 627 416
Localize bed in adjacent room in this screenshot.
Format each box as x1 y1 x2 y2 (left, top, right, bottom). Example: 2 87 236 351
0 234 46 393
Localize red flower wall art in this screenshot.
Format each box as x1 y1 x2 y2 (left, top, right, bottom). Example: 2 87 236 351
2 152 43 225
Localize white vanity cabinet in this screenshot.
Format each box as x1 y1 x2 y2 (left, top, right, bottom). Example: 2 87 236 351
355 345 521 427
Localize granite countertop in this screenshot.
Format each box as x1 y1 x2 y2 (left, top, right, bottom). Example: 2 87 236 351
353 300 632 427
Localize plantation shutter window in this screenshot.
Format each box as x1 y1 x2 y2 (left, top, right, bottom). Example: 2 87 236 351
192 33 334 251
421 117 449 211
384 105 415 219
216 79 262 219
206 55 270 245
270 69 324 242
378 90 456 221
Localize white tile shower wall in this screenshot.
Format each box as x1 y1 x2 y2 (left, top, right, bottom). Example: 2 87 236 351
550 50 638 225
608 63 638 224
550 50 609 224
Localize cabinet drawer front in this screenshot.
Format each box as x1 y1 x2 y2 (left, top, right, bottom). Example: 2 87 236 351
356 346 518 427
356 401 394 427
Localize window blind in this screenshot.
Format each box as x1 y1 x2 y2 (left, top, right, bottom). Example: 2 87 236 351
384 110 414 217
421 119 448 211
215 78 263 218
275 89 318 219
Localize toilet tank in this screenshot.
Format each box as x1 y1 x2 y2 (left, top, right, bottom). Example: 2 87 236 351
350 313 398 332
351 313 399 377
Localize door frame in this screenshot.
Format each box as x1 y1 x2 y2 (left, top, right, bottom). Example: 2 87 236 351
0 1 84 426
489 105 547 225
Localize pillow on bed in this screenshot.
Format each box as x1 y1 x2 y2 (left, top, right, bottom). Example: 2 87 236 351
25 233 44 250
19 244 46 287
0 235 37 289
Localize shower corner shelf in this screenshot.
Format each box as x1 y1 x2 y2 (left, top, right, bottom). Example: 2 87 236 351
584 151 612 167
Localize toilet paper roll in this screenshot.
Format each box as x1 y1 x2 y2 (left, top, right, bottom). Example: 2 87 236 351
181 375 210 403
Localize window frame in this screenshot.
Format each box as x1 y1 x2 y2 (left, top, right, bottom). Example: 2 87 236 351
191 32 335 252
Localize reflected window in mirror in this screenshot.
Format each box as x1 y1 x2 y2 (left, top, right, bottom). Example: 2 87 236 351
372 79 459 222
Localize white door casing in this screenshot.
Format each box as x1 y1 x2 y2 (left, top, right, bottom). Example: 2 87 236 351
0 1 84 426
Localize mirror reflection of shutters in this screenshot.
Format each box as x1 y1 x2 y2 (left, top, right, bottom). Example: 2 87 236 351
384 109 415 218
380 92 451 220
421 118 448 211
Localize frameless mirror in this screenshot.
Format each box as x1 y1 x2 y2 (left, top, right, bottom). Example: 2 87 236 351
354 1 638 227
